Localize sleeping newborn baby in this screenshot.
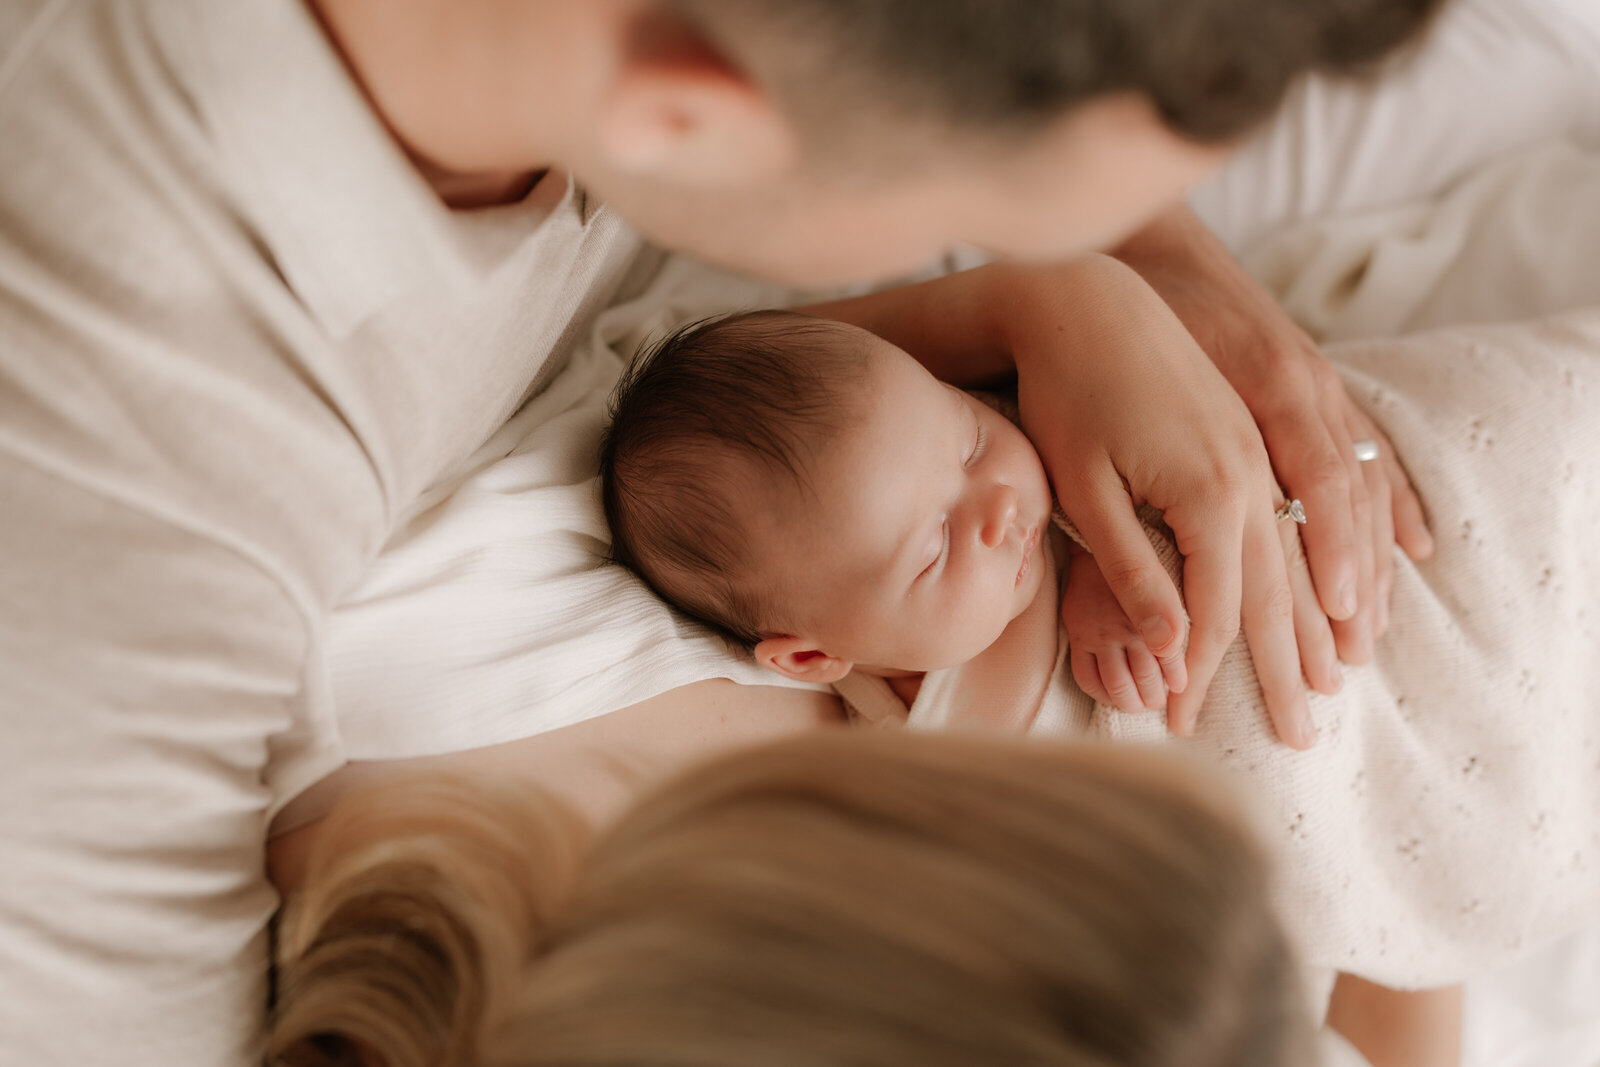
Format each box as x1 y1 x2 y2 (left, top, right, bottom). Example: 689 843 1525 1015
601 304 1600 1044
598 309 1129 722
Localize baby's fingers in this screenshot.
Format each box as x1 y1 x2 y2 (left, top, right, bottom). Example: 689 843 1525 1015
1064 465 1190 692
1093 649 1149 715
1127 644 1168 712
1070 645 1113 708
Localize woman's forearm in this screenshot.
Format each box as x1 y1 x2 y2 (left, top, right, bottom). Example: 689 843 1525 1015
267 680 844 891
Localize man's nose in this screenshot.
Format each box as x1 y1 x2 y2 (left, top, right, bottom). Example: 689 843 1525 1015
978 484 1019 548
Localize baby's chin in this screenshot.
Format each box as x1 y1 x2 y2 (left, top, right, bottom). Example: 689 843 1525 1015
896 617 1017 674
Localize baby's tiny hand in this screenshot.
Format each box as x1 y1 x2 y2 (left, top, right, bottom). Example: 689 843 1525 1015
1061 544 1174 714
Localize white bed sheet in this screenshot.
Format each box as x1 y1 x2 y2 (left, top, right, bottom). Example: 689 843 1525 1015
1464 923 1600 1067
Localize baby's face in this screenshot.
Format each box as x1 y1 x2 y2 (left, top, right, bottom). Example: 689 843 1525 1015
747 328 1053 673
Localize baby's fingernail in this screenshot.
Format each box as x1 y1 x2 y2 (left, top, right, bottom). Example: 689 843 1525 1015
1140 616 1176 653
1327 662 1343 693
1338 581 1358 619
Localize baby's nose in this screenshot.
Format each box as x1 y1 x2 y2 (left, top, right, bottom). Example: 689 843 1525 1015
978 484 1019 548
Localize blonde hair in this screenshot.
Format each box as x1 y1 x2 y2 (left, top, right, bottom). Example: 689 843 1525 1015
271 732 1312 1067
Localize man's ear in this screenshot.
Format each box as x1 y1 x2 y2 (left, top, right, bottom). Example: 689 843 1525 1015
753 635 853 684
594 7 796 184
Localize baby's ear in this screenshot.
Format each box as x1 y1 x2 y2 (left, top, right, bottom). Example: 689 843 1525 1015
754 636 853 685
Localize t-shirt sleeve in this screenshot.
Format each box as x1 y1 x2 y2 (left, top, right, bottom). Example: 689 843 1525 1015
0 452 313 1063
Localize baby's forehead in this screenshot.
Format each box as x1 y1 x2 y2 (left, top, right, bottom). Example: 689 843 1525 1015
713 436 838 532
682 332 958 543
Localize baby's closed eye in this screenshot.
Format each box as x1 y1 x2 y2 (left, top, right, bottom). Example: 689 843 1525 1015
965 422 986 467
918 520 950 580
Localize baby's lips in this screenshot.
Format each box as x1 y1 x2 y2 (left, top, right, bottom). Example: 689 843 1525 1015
1015 524 1041 586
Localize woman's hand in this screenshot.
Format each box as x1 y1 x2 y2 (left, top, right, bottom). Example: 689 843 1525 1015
998 256 1321 748
1113 206 1434 658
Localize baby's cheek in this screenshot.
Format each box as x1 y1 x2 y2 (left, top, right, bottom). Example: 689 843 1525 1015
973 591 1021 655
918 616 996 672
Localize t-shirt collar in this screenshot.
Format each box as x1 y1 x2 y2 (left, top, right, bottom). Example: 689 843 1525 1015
160 0 577 339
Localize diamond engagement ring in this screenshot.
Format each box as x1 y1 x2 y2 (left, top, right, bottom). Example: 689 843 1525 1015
1275 498 1307 525
1352 439 1380 462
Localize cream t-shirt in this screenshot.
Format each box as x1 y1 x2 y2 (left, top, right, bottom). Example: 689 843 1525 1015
0 0 657 1061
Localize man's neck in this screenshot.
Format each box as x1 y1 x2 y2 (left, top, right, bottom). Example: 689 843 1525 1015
407 155 545 209
306 0 588 208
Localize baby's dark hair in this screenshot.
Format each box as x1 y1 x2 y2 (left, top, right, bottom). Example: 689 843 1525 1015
600 310 869 645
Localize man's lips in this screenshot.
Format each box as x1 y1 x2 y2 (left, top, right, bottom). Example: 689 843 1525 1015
1015 523 1041 586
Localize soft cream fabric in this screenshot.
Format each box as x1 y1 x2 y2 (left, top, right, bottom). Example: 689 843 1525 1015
1190 0 1600 253
1245 141 1600 342
326 254 835 760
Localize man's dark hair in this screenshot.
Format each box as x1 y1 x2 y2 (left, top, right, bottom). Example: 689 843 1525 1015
676 0 1446 144
600 310 868 645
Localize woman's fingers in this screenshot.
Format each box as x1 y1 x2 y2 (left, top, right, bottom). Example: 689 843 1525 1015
1342 399 1432 636
1391 455 1435 562
1257 388 1362 624
1281 512 1341 694
1249 354 1386 669
1356 436 1396 638
1343 395 1434 564
1162 504 1247 737
1168 494 1315 748
1239 511 1317 749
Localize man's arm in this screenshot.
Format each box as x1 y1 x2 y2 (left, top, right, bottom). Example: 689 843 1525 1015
0 455 312 1066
